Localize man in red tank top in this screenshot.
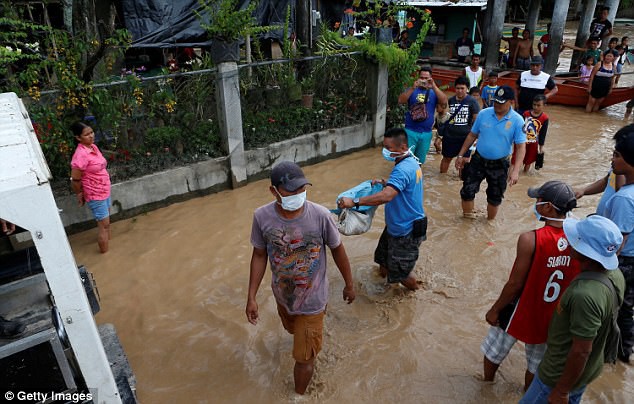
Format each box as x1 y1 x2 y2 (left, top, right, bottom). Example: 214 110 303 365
480 181 579 391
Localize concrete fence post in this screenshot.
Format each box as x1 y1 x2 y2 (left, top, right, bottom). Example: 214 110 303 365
367 61 388 145
215 62 247 188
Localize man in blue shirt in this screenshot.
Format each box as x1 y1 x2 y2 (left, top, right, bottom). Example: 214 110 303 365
603 124 634 363
338 127 426 290
398 66 448 164
455 85 527 220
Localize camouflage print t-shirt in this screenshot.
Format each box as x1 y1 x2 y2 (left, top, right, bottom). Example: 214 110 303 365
250 201 341 315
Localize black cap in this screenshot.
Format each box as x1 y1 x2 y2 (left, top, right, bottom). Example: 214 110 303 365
493 85 515 103
270 161 311 192
527 180 577 211
530 55 544 65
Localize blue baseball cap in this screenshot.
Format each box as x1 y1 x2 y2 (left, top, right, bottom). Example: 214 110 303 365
563 215 623 270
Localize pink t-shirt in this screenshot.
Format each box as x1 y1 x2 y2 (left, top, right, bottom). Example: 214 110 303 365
71 144 111 201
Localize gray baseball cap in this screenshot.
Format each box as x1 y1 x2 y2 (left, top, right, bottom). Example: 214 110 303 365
270 161 311 192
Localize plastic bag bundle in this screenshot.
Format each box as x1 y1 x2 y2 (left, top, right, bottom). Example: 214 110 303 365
331 180 384 236
336 208 375 236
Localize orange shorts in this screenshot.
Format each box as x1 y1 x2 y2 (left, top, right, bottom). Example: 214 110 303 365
277 304 325 363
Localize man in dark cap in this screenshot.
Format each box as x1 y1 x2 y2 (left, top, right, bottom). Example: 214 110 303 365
602 124 634 363
246 161 355 395
482 180 579 391
520 215 625 404
516 55 558 114
455 85 526 220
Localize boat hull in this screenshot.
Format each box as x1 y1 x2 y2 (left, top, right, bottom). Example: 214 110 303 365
430 68 634 108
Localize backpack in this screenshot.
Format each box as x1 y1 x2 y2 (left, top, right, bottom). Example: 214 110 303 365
409 89 430 122
574 271 623 364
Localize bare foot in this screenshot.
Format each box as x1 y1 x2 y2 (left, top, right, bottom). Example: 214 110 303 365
400 276 420 291
378 266 387 278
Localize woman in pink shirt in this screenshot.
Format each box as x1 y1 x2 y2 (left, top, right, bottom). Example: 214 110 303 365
70 122 112 253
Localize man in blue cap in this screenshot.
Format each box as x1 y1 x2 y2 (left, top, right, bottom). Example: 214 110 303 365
455 85 526 220
520 215 625 404
246 161 355 395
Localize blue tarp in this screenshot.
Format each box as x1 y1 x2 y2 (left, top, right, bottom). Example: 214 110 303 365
331 180 384 215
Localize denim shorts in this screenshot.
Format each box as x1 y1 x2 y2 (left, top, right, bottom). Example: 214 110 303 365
87 197 111 221
520 374 586 404
373 225 425 283
616 63 623 74
481 326 546 374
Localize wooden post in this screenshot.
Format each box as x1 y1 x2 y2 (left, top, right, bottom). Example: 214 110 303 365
484 0 508 72
526 0 540 40
481 0 495 59
297 0 310 51
570 0 598 71
544 0 570 75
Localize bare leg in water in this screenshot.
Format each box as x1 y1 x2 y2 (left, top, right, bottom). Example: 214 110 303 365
97 217 110 253
294 359 314 394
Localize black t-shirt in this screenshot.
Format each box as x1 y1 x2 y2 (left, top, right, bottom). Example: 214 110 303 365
446 95 480 138
590 18 612 39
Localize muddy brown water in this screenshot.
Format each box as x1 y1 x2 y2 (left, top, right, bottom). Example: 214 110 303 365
69 48 634 404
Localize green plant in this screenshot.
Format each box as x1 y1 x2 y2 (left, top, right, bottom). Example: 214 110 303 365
197 0 276 41
300 76 315 94
349 0 417 30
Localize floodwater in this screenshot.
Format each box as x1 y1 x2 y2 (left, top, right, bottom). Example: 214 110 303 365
69 42 634 404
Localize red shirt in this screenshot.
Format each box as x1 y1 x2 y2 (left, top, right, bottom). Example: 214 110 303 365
505 226 581 344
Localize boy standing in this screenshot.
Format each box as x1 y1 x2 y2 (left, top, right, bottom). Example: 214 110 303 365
481 72 499 108
512 94 549 172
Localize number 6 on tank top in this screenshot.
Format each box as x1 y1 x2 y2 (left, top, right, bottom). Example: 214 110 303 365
544 270 564 302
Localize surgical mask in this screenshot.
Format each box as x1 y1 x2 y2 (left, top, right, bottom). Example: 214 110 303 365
533 201 565 222
275 189 306 211
382 147 411 162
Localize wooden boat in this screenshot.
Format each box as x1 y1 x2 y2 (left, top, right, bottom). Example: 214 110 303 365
430 68 634 109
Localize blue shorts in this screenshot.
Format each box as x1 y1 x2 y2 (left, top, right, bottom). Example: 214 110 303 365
87 197 111 221
616 63 623 74
520 374 586 404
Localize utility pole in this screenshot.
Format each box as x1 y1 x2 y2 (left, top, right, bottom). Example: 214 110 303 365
570 0 598 71
484 0 508 72
544 0 570 75
526 0 540 39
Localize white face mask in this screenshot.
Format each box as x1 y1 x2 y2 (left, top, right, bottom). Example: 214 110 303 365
275 189 306 211
533 201 566 222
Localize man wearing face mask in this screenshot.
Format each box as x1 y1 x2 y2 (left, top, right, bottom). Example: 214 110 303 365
481 180 579 391
338 128 426 291
246 161 355 395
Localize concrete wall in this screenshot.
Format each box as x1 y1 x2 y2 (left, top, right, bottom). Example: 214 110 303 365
56 121 376 231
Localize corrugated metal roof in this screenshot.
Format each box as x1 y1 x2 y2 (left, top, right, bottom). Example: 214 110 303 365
0 92 51 193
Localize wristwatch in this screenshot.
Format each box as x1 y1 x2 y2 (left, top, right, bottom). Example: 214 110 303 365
353 197 360 210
